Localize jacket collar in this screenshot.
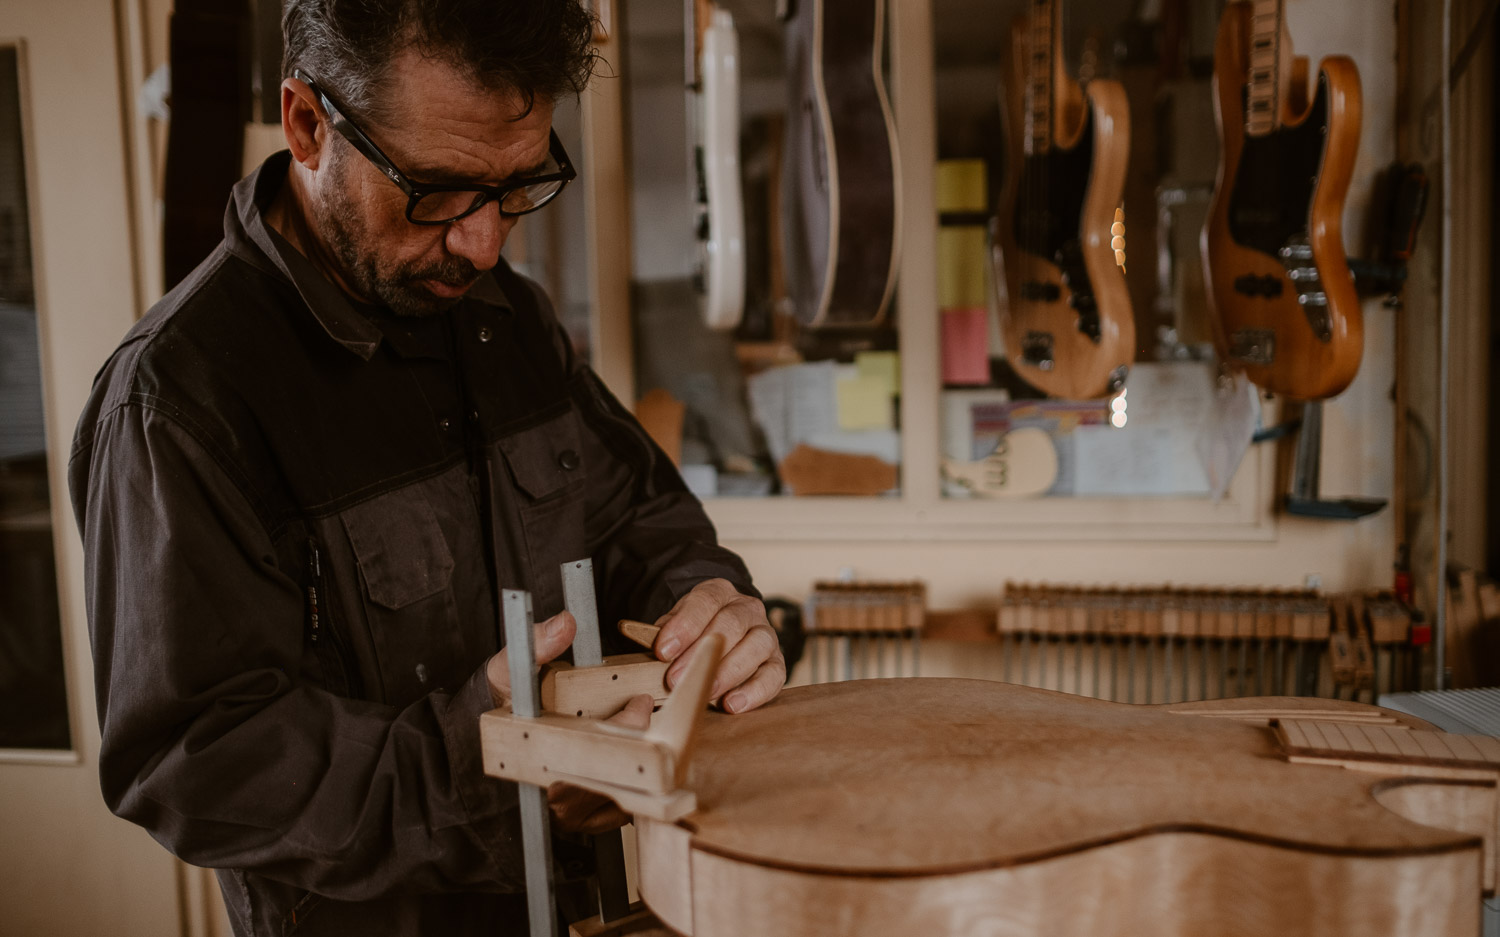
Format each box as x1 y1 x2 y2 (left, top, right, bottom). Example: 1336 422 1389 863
224 151 514 361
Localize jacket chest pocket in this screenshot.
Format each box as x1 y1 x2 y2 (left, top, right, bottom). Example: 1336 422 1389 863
497 407 588 616
340 489 466 706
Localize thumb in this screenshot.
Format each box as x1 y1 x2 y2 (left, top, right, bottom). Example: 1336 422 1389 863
532 610 576 665
486 611 576 707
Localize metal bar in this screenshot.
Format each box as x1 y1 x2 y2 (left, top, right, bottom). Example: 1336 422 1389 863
502 589 554 937
1164 638 1174 703
1278 635 1290 695
561 560 630 925
504 590 540 718
1237 640 1248 697
1073 637 1082 696
562 559 602 667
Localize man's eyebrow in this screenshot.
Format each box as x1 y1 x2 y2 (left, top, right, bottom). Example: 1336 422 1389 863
408 154 552 186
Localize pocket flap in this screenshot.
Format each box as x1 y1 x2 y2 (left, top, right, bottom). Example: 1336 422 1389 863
499 408 585 500
341 490 455 609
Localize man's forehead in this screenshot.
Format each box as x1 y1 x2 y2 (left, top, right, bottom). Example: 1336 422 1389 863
376 50 554 180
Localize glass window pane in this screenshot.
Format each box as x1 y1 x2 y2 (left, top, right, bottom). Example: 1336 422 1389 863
624 2 902 500
0 44 70 751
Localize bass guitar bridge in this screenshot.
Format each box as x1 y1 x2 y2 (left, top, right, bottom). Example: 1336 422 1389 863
1021 331 1056 370
1229 328 1276 366
1277 237 1333 341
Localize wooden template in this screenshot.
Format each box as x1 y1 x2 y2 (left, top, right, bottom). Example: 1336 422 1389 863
481 635 723 823
540 653 670 720
634 679 1487 937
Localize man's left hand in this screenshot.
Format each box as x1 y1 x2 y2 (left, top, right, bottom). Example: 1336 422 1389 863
652 579 786 714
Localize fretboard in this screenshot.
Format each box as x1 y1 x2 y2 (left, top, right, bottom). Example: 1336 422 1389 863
1245 0 1281 136
1023 0 1055 155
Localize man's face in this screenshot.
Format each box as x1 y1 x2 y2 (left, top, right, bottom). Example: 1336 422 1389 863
311 50 555 317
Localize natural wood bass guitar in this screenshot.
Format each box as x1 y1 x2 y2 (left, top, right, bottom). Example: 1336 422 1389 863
634 679 1495 937
779 0 901 328
995 0 1134 400
1202 0 1363 401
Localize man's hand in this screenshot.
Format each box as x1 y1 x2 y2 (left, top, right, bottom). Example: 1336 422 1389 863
653 579 786 714
485 609 578 709
485 616 655 833
545 694 654 834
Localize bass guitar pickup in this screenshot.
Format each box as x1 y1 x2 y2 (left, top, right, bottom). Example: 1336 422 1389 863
1020 281 1062 302
1233 273 1284 298
1229 328 1276 366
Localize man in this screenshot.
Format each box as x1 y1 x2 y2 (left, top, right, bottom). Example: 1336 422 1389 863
68 1 785 934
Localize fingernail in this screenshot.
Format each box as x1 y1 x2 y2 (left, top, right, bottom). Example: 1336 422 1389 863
546 616 567 639
725 693 747 713
658 638 680 660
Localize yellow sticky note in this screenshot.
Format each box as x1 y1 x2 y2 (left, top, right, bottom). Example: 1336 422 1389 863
855 351 900 397
836 375 894 430
938 225 990 310
936 159 988 214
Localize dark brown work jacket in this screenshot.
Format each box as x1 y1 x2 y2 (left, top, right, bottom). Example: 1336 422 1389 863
68 152 755 936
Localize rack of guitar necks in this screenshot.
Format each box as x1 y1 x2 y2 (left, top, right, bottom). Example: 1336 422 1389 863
795 579 1422 700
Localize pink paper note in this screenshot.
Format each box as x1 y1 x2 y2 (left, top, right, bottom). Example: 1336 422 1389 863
941 307 990 385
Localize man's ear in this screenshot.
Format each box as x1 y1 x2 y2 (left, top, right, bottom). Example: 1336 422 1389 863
281 78 325 169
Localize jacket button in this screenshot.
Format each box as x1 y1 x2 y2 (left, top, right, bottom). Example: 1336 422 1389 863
438 418 453 433
477 326 494 343
558 449 580 470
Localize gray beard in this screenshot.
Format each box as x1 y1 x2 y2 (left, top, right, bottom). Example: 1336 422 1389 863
316 147 481 318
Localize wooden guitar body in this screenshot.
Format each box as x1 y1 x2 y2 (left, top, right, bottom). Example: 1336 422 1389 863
636 680 1489 937
781 0 901 328
997 18 1134 399
1203 1 1363 400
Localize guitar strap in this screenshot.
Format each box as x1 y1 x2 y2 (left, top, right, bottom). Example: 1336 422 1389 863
162 0 252 290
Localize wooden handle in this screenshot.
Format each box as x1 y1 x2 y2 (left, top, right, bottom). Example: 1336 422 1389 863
619 619 662 650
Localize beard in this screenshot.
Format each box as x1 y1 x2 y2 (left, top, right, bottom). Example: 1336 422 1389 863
315 147 481 318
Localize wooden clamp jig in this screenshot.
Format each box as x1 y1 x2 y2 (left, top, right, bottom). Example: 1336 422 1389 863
480 561 722 937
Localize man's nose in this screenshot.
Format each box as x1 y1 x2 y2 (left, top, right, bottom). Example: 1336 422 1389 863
444 200 515 271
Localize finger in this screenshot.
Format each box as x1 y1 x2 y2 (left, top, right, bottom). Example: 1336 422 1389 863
603 693 654 731
572 800 631 835
532 610 576 665
547 782 630 834
720 657 787 714
665 596 763 688
708 624 781 700
485 611 576 706
653 579 742 661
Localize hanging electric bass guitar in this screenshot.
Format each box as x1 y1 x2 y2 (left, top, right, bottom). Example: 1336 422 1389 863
688 0 746 331
779 0 901 328
1202 0 1363 401
995 0 1134 400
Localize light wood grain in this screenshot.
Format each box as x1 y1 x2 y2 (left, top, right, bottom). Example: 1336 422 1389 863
635 680 1485 936
541 654 670 719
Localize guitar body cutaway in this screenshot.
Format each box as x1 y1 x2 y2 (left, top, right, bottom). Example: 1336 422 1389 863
997 17 1134 400
1203 1 1363 401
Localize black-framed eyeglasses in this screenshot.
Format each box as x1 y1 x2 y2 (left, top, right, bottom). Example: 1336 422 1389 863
293 69 577 225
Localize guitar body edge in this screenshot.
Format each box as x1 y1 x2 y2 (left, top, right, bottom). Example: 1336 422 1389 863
1203 2 1363 401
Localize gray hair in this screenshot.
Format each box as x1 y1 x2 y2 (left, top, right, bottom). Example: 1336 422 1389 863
282 0 598 126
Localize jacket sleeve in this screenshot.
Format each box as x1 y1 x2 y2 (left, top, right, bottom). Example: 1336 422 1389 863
69 398 527 899
519 278 761 630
